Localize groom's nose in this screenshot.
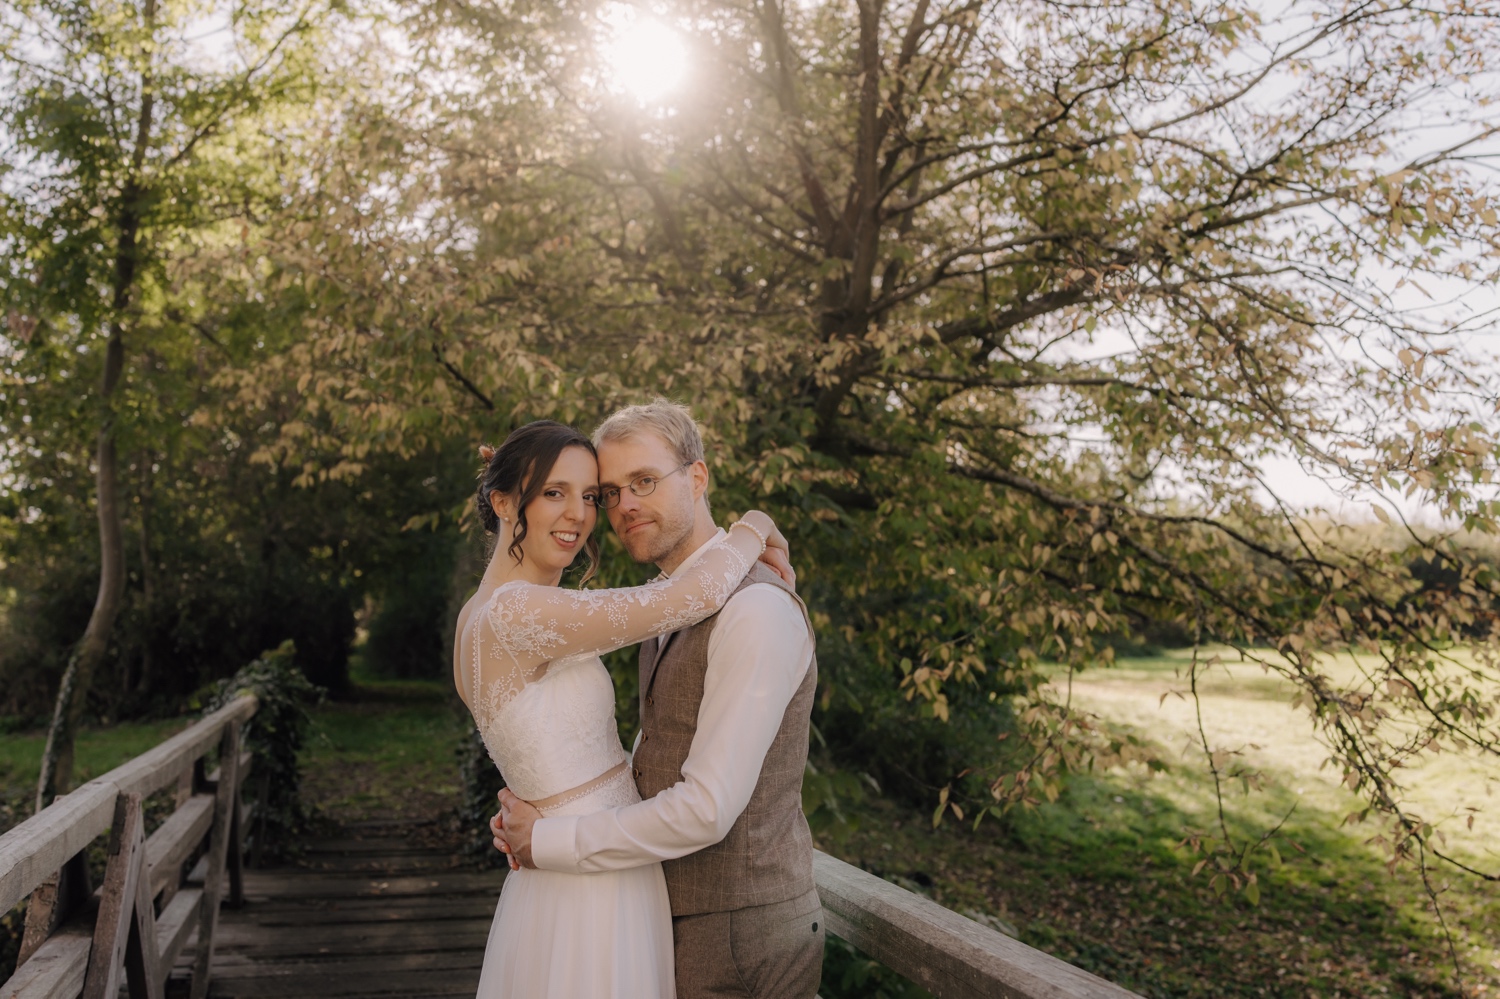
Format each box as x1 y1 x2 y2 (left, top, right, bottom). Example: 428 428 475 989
615 487 645 518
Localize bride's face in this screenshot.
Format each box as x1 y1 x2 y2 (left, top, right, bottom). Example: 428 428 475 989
514 446 600 577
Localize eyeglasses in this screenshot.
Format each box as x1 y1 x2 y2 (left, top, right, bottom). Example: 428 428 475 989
597 461 692 510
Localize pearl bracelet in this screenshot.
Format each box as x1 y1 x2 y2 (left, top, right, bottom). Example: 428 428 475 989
730 518 768 556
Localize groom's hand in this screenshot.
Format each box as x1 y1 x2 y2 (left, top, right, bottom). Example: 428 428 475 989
496 788 541 870
760 547 797 590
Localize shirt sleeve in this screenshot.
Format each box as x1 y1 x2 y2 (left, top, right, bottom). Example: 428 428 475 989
530 583 814 873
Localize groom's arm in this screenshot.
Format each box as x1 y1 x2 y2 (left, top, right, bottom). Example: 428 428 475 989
528 584 813 873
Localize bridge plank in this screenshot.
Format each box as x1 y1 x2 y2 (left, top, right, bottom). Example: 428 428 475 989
813 851 1142 999
189 822 499 999
211 921 491 955
207 949 486 976
224 895 498 924
204 968 483 998
290 852 471 875
234 871 501 900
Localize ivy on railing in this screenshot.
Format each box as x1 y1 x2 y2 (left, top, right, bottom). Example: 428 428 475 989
201 641 323 854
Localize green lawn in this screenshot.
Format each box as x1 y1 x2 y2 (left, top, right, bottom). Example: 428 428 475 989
296 676 470 823
0 716 195 814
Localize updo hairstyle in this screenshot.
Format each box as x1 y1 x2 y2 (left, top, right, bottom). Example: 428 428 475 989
476 420 600 584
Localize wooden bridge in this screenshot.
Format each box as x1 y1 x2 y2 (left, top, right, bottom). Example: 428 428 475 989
1 695 1139 999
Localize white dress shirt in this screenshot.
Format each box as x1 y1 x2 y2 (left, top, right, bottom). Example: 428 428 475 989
530 529 815 873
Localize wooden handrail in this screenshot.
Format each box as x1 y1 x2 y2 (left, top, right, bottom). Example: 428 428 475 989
0 694 258 999
813 851 1142 999
0 696 256 916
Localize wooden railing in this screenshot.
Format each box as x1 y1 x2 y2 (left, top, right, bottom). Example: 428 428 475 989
0 695 258 999
813 852 1142 999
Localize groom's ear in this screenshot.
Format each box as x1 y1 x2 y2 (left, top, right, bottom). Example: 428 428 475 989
689 460 710 499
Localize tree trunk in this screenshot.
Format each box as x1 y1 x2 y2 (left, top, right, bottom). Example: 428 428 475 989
35 373 126 809
35 0 156 810
135 450 156 700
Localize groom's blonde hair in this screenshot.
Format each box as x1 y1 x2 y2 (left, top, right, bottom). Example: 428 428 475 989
593 398 706 467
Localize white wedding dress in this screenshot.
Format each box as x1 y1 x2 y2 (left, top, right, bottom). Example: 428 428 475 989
457 530 761 999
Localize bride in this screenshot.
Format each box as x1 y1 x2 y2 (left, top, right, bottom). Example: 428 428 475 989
452 419 787 998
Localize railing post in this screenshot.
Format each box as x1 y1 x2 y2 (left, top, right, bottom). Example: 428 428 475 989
82 792 157 999
227 788 246 908
189 719 240 999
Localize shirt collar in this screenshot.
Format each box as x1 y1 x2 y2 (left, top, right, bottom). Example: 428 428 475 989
664 528 728 581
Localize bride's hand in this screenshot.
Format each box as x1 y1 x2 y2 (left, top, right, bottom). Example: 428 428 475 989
490 807 520 871
740 510 788 557
742 510 796 590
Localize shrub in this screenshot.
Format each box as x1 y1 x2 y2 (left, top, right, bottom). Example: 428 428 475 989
201 641 324 856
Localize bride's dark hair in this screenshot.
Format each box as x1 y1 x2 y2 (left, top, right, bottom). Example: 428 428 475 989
476 420 601 585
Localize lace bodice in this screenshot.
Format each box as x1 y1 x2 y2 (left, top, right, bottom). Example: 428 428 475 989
479 652 632 804
458 528 761 802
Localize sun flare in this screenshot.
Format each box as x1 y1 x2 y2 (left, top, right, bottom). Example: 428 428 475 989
607 20 687 103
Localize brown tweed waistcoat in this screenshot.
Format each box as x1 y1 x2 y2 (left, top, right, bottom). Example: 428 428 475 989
633 561 818 916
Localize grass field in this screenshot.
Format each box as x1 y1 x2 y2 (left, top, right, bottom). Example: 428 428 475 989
2 655 1497 997
814 646 1500 997
0 716 198 808
1059 647 1499 866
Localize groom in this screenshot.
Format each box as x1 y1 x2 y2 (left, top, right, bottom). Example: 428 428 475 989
492 398 824 998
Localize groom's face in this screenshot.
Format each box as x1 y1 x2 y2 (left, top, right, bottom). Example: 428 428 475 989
596 432 697 566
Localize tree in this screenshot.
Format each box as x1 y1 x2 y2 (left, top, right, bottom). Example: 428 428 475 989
224 0 1500 893
0 0 334 806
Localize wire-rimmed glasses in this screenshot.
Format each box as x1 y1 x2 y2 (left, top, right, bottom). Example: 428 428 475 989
597 461 693 509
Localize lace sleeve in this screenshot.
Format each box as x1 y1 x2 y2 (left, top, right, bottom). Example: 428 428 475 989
467 526 762 727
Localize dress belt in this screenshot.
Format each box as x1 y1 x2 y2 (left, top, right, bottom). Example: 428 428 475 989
529 760 630 812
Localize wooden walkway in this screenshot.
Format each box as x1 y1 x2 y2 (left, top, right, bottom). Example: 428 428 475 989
3 695 1141 999
190 821 503 999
